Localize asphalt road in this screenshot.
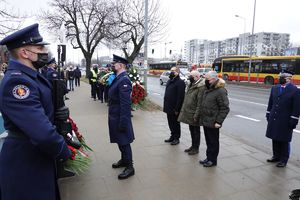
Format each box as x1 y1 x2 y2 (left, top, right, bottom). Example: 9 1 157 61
147 76 300 162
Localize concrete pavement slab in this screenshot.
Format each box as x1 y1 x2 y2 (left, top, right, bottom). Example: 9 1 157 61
59 82 300 200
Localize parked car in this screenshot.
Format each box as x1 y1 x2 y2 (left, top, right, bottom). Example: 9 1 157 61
197 68 212 77
160 71 188 85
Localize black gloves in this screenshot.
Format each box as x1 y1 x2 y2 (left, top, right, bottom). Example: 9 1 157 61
55 106 70 121
289 118 298 129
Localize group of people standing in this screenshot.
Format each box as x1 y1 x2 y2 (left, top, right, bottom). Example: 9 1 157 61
88 64 111 102
42 62 82 91
163 67 230 167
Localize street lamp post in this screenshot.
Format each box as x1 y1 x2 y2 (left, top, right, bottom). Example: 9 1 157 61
235 15 246 55
143 0 149 93
248 0 257 82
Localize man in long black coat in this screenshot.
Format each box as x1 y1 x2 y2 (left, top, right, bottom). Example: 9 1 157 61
163 66 186 145
266 70 300 167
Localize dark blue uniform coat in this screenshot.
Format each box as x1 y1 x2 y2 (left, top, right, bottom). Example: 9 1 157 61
108 71 134 145
0 60 71 200
46 67 59 81
266 83 300 142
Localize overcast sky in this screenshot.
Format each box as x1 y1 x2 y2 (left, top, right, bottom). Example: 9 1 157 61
5 0 300 62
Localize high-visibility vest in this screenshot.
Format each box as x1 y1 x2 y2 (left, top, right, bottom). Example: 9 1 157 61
90 69 97 82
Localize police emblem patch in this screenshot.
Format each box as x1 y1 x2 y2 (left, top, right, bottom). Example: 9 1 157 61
12 85 30 99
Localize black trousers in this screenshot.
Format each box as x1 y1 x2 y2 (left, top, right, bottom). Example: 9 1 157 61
118 144 133 164
98 84 105 102
104 86 109 103
203 126 219 163
91 82 97 99
272 140 290 163
75 77 80 86
189 125 200 149
167 113 181 140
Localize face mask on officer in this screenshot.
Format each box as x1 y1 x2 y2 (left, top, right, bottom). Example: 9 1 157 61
25 48 49 69
111 65 117 74
279 76 287 85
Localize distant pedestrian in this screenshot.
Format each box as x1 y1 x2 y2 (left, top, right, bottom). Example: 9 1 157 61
74 66 81 87
266 70 300 167
108 54 135 180
67 66 75 91
163 66 186 145
199 71 229 167
178 70 205 155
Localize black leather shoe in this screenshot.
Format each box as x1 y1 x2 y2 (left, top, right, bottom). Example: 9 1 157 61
267 157 280 163
170 139 180 145
276 161 287 168
112 160 127 168
164 137 174 143
203 161 217 167
184 146 193 152
199 158 208 165
188 148 199 155
118 166 135 180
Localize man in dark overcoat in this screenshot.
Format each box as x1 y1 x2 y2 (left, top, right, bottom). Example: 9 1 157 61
0 24 71 200
108 54 135 179
266 70 300 167
163 66 186 145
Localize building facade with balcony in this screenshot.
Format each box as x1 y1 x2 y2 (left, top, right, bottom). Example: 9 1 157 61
184 32 290 64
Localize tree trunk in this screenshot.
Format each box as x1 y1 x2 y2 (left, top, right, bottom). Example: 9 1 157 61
85 54 92 75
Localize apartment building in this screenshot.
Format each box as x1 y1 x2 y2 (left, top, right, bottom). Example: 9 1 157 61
184 32 290 64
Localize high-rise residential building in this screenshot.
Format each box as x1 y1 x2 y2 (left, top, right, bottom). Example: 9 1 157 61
184 32 290 64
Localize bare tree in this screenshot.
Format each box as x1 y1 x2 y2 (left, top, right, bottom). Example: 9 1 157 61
0 0 23 36
41 0 115 72
108 0 168 64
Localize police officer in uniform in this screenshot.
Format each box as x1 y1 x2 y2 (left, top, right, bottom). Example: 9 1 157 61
0 24 71 200
46 57 59 81
89 64 98 100
108 54 135 180
266 70 300 167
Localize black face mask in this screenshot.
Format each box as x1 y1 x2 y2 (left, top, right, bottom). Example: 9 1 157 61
32 53 49 69
169 72 175 79
111 66 117 74
205 79 211 89
189 76 195 84
279 77 287 85
26 49 49 69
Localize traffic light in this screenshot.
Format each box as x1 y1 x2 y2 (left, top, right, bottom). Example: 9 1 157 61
169 50 172 55
152 49 154 54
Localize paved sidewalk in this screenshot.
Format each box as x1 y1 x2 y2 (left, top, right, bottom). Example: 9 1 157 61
60 82 300 200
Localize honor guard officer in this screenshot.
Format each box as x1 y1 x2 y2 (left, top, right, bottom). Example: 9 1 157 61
266 70 300 167
46 57 59 81
0 24 71 200
108 54 135 180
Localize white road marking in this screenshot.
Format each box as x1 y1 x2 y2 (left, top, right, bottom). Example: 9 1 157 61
294 130 300 133
229 98 267 107
235 115 261 122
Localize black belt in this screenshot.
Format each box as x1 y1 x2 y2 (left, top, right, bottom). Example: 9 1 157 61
7 130 29 139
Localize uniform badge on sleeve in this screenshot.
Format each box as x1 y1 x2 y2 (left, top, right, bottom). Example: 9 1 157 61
12 85 30 99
